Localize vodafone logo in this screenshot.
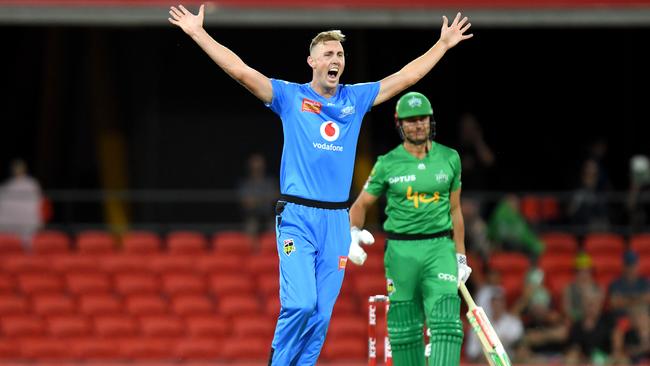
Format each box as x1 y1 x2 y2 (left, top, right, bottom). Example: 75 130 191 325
320 121 340 142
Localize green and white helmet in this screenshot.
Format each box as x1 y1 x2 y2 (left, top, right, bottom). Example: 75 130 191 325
394 91 436 140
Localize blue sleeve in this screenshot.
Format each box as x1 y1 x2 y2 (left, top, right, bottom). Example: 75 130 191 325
347 81 380 113
265 78 292 116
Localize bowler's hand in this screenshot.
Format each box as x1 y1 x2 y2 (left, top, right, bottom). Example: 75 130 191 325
457 253 472 288
348 227 375 266
169 4 205 36
439 12 473 49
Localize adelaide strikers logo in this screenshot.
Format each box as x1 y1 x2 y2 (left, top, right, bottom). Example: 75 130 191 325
320 121 340 142
283 239 295 256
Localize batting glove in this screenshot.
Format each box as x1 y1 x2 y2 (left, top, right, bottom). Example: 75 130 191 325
347 227 375 266
457 253 472 288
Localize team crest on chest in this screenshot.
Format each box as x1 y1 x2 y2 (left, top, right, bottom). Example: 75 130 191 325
283 239 296 256
435 170 449 183
418 163 426 170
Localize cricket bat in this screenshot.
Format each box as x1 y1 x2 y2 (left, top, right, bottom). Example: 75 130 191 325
459 282 512 366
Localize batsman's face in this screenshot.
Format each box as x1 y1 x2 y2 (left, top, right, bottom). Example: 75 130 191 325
401 115 430 145
309 41 345 90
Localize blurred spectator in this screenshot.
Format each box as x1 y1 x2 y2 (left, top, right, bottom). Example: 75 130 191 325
567 159 609 231
586 138 613 191
457 112 495 191
514 271 568 364
237 153 278 238
562 252 604 321
465 287 523 362
611 304 650 365
608 250 650 317
627 154 650 229
565 290 614 365
461 197 490 260
512 267 551 316
487 194 544 259
475 268 503 318
0 159 42 250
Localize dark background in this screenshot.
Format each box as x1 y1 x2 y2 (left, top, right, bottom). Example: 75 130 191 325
1 25 648 225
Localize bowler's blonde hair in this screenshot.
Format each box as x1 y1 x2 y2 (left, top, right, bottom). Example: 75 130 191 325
309 30 346 54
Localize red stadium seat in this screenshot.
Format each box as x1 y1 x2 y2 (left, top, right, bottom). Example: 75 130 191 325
257 274 280 298
488 252 530 277
19 338 71 361
122 231 161 254
540 232 578 255
32 230 70 255
332 295 358 316
264 296 281 317
140 315 184 338
221 336 269 360
231 314 275 338
208 273 255 296
186 315 230 337
195 254 242 274
124 294 168 316
17 273 63 295
321 336 367 361
170 294 214 317
520 195 541 223
66 272 111 295
70 339 119 361
328 315 366 338
639 257 650 277
76 231 116 255
212 231 254 256
119 338 174 360
78 294 122 316
539 254 575 276
47 315 91 338
114 273 160 295
94 315 138 337
167 231 207 254
547 272 575 304
101 254 150 275
217 295 261 317
583 233 625 257
161 273 206 296
0 295 28 315
3 255 51 274
259 231 278 254
50 255 98 274
500 273 525 306
630 233 650 255
0 273 16 294
32 294 75 316
246 255 278 275
540 196 561 221
353 273 388 298
175 337 222 361
1 316 46 337
0 339 20 360
0 233 23 255
149 255 195 274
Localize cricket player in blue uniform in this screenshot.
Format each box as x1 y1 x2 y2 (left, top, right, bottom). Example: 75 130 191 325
169 5 473 365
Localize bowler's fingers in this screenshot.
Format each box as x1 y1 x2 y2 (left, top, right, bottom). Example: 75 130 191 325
169 6 183 19
457 16 469 28
198 4 205 16
178 4 190 15
442 15 449 28
168 17 180 25
452 12 461 26
460 22 472 34
462 33 474 40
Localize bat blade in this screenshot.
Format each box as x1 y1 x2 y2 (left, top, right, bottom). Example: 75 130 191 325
459 283 512 366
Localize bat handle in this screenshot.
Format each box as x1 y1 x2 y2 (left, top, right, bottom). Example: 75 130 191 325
459 282 477 308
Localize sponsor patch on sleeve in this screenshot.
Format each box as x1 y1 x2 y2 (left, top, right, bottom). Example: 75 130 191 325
338 256 348 270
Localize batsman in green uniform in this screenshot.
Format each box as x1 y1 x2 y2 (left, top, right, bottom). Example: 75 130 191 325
348 91 472 365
